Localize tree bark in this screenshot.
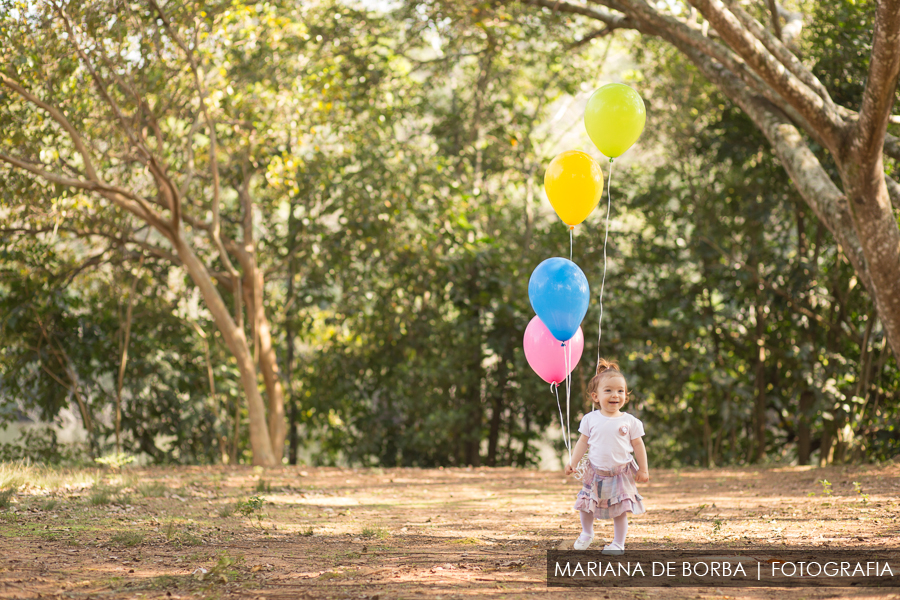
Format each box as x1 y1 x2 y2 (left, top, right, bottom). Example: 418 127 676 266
797 390 814 465
286 271 299 466
172 233 276 466
244 267 287 462
0 9 286 467
115 257 141 454
486 343 512 466
753 291 767 463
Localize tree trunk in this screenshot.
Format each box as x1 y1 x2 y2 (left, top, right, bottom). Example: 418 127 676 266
172 233 276 466
486 343 511 466
754 276 767 463
115 260 141 454
286 272 299 466
797 390 814 465
518 410 531 467
702 399 714 468
819 421 835 466
251 268 287 461
841 164 900 359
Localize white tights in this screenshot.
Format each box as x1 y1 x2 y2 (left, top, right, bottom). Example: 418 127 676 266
579 510 628 547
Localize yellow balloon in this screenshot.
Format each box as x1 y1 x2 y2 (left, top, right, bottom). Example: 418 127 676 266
543 150 604 227
584 83 646 158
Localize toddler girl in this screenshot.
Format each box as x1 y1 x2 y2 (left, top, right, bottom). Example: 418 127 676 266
564 359 649 554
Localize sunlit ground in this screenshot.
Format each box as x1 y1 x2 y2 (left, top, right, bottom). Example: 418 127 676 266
0 462 898 599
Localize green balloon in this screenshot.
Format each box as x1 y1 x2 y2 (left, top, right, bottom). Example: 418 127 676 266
584 83 646 158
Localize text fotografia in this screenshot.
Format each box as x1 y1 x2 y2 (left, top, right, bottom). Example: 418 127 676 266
556 560 894 578
546 550 900 588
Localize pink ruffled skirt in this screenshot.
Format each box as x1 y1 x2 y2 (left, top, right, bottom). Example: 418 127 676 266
574 459 645 519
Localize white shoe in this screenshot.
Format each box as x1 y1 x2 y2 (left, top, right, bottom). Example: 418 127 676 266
602 542 624 555
573 533 594 550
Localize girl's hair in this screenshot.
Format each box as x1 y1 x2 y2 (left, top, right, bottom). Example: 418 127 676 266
586 358 629 407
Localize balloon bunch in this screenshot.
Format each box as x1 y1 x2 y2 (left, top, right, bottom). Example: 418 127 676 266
523 83 645 463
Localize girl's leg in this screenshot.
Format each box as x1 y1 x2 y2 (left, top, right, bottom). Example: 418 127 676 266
612 513 628 547
579 510 595 537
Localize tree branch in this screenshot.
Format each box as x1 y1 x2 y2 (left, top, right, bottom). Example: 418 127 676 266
520 0 635 28
853 0 900 169
726 0 833 105
0 152 171 235
687 0 844 151
673 40 874 296
764 0 781 40
568 26 614 49
54 5 182 223
0 71 98 181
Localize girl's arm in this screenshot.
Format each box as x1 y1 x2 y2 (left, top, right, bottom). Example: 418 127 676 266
632 436 650 483
564 434 590 475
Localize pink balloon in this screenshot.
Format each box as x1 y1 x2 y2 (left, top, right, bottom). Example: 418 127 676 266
523 316 584 384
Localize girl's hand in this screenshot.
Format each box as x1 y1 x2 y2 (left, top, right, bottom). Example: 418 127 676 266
564 464 575 476
635 469 650 483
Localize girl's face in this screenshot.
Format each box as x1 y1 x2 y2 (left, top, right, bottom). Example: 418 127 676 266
593 375 628 416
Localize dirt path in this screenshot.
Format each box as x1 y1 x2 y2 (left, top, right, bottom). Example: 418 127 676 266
1 463 898 599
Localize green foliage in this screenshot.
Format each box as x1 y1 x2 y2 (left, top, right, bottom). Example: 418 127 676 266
237 496 264 517
852 481 869 504
361 525 390 539
617 19 900 467
236 495 266 529
110 531 144 547
0 487 15 509
94 454 136 469
283 0 601 468
0 0 895 470
137 481 167 498
87 485 124 506
0 428 88 465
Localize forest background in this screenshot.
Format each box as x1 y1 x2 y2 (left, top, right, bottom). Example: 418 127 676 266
0 0 897 470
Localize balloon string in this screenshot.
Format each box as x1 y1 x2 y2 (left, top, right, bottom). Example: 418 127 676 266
569 227 573 262
562 342 572 463
597 158 614 370
552 381 570 462
565 339 573 464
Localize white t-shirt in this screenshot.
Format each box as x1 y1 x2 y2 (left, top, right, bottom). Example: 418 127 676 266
578 410 645 469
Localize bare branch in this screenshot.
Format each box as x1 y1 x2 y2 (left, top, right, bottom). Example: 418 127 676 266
520 0 635 28
764 0 781 40
594 0 803 138
775 3 804 46
54 5 182 222
0 72 98 181
54 6 148 159
179 115 204 198
0 152 171 235
568 27 614 50
149 0 238 287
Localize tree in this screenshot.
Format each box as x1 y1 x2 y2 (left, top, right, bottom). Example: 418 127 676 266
517 0 900 365
279 1 602 467
0 0 374 465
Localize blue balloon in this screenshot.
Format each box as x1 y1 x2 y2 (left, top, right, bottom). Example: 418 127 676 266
528 258 590 342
